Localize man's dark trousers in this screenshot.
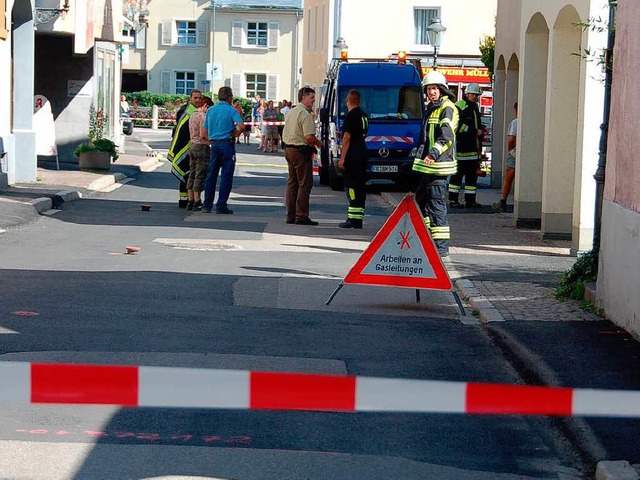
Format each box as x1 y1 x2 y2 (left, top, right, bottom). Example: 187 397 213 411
285 147 313 222
449 160 480 203
343 163 367 226
415 175 450 252
203 140 236 211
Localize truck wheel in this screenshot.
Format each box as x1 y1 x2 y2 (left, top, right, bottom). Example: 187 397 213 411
329 164 344 191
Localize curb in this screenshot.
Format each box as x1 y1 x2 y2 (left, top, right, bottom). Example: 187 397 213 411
596 461 639 480
28 190 82 213
87 172 127 191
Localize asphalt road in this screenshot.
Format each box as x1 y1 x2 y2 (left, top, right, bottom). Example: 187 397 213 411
0 135 608 479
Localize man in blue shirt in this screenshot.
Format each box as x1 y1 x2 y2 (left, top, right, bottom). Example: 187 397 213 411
200 86 245 214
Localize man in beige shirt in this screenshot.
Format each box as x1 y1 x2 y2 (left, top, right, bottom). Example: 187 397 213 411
282 87 323 225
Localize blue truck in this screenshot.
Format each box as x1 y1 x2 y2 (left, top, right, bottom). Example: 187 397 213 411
318 56 425 190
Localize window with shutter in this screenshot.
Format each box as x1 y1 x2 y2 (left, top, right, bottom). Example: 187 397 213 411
176 21 197 45
175 71 196 95
268 22 279 49
161 71 172 94
245 73 267 99
231 21 243 48
247 22 268 47
414 8 440 45
161 19 173 46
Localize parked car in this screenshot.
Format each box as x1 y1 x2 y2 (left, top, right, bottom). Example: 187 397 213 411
122 111 134 135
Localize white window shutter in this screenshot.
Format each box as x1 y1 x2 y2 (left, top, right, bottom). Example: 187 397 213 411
231 73 243 97
197 21 208 47
134 25 146 49
231 21 243 48
268 21 279 48
267 74 278 101
197 72 208 92
161 71 172 94
161 19 173 46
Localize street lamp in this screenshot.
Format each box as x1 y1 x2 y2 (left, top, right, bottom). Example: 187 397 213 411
333 37 348 60
426 17 446 69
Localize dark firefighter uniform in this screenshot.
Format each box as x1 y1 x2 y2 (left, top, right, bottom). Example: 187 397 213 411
168 103 196 208
412 92 458 255
449 97 483 207
340 106 369 229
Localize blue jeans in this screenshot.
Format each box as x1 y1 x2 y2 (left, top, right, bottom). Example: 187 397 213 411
203 141 236 210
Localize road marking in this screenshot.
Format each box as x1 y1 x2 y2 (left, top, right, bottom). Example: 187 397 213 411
236 162 287 169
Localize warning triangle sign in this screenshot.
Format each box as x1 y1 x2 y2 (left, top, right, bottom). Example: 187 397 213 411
343 194 452 291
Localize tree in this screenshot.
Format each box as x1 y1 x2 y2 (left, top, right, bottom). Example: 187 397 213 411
479 35 495 77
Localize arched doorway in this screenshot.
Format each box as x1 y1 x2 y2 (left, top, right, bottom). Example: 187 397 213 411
541 5 582 240
11 0 36 183
516 12 549 228
492 55 507 188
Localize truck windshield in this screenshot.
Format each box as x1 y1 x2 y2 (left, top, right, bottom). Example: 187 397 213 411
338 86 423 121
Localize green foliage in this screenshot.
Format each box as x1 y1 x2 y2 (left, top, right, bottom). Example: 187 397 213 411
572 1 616 76
234 97 253 117
556 249 599 300
74 139 118 160
75 104 119 160
88 104 107 144
479 35 495 77
124 91 190 109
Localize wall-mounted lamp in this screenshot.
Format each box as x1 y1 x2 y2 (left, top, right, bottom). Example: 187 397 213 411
35 0 70 25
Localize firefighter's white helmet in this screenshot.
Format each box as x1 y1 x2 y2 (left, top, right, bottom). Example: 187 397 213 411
422 70 448 89
466 83 482 95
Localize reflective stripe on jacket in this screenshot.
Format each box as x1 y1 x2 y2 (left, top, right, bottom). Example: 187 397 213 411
412 97 458 176
455 99 482 161
168 103 197 182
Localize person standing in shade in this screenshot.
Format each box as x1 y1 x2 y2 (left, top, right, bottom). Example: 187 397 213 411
449 83 487 209
337 89 369 229
282 87 323 226
186 96 214 211
493 102 518 212
232 99 244 143
200 86 245 214
412 70 459 257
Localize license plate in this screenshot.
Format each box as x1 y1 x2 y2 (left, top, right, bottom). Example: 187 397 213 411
371 165 398 173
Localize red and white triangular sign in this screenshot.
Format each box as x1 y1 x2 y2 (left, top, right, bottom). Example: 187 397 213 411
344 194 452 291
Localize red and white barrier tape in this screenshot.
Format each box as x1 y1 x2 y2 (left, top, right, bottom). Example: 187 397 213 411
1 362 638 416
124 117 176 123
245 121 285 126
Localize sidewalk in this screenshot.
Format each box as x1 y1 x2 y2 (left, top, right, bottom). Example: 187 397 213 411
379 188 600 324
0 134 163 230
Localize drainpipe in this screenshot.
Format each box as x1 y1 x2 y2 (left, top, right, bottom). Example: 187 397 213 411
593 0 616 253
333 0 342 57
293 10 300 99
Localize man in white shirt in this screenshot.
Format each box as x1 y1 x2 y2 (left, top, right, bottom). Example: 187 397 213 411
493 102 518 212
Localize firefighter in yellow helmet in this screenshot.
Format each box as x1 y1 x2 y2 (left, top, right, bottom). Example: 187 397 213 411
412 70 458 257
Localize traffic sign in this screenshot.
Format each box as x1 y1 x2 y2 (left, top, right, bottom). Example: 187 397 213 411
343 193 451 291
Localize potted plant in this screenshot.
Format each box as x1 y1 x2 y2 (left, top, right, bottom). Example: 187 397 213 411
74 105 119 170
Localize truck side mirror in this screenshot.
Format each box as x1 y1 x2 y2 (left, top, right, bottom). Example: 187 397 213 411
319 107 329 123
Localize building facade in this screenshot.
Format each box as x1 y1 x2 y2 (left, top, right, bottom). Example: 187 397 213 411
125 0 303 103
302 0 497 98
493 0 608 254
597 2 640 337
1 0 130 178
